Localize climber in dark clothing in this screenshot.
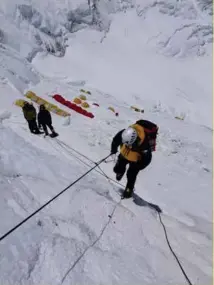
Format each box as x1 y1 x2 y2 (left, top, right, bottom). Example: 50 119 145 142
22 102 40 134
111 120 158 198
38 104 57 137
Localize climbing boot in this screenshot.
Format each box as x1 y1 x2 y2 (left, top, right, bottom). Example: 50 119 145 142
122 188 133 199
116 173 124 181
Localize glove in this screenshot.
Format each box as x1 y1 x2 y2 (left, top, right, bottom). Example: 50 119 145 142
111 149 117 155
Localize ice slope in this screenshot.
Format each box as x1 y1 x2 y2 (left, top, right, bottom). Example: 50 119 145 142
1 74 212 284
0 0 212 284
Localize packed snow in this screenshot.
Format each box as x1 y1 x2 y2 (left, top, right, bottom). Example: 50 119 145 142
0 0 212 285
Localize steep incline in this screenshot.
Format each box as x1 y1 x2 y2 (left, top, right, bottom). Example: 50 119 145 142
0 0 212 284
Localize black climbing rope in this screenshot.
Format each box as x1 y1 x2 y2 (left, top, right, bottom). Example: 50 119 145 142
158 213 193 285
0 154 111 242
1 136 194 285
55 140 194 285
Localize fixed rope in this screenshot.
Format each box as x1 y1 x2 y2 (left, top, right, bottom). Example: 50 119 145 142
55 139 194 285
55 139 117 182
55 139 112 180
158 213 193 285
61 198 121 284
1 137 194 285
0 154 111 242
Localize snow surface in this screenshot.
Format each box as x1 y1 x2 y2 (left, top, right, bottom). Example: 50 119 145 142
0 0 212 284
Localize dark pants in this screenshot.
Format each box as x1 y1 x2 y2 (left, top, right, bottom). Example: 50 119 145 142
28 119 40 134
113 152 152 191
41 123 54 135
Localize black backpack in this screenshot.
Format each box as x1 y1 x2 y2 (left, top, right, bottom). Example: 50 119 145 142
136 120 159 151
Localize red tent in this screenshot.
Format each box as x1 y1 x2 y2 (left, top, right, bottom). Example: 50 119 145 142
53 94 94 119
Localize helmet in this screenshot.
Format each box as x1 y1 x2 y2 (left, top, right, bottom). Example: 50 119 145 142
122 127 138 146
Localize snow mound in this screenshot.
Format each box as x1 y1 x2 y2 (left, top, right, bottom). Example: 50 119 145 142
0 110 11 123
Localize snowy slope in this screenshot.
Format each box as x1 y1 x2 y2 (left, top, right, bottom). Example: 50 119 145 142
34 10 212 128
0 0 212 285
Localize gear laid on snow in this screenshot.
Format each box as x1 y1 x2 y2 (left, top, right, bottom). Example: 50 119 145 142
22 102 41 134
38 104 58 137
111 119 158 196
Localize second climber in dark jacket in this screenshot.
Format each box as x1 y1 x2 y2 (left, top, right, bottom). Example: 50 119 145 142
38 104 57 136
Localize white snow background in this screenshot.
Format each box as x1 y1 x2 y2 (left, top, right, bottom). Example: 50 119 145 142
0 0 212 284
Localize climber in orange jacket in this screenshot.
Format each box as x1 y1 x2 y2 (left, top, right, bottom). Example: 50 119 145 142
111 120 158 198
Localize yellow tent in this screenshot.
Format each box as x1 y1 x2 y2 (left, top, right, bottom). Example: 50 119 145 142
24 91 70 117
